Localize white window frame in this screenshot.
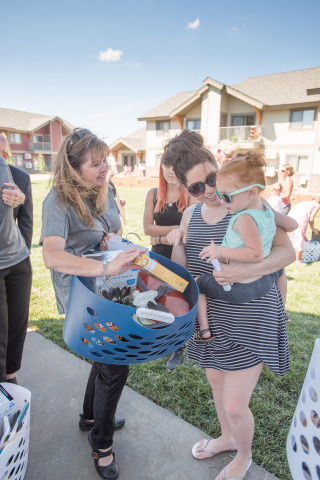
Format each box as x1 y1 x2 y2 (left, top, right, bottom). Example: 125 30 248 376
290 109 316 130
156 121 170 136
186 119 201 131
9 133 21 144
12 155 23 167
286 155 309 174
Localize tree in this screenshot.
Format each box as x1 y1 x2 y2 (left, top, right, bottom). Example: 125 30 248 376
1 132 14 165
36 153 47 172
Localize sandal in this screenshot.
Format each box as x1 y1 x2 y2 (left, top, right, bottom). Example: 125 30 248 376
88 430 119 479
193 329 215 343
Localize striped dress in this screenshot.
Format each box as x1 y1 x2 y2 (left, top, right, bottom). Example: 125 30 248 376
186 203 290 376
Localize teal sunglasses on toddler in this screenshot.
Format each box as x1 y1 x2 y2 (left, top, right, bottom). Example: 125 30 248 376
216 184 266 204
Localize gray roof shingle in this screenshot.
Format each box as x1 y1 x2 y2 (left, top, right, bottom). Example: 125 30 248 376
231 67 320 106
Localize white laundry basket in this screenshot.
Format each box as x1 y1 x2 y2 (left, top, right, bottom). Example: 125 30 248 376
301 241 320 263
0 383 31 480
286 338 320 479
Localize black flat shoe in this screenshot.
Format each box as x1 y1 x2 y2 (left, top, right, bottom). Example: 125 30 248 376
88 429 119 480
79 414 125 432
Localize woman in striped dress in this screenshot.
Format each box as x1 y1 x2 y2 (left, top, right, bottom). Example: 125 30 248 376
164 130 294 480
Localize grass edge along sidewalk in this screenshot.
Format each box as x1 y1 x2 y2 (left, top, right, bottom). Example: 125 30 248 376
29 177 320 480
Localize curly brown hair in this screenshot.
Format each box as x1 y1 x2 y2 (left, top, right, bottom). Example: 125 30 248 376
161 129 217 186
52 129 109 229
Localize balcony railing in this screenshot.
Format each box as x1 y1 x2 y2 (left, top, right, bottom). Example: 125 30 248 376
219 126 262 143
31 142 52 152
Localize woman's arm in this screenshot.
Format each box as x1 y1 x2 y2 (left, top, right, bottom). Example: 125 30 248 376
212 227 295 285
309 203 320 233
42 236 143 277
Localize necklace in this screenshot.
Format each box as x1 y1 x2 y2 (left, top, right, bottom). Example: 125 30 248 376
168 202 173 207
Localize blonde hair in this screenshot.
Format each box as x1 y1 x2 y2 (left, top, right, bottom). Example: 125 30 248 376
218 149 266 189
53 130 109 229
283 164 294 176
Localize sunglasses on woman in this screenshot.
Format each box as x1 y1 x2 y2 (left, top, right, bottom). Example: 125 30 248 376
187 172 216 197
216 184 266 203
67 128 93 155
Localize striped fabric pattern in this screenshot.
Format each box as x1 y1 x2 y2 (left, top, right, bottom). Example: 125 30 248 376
186 203 290 376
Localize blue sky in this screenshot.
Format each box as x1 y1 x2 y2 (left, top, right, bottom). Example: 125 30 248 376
1 0 319 142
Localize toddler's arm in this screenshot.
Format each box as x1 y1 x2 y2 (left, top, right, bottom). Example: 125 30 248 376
263 201 298 232
200 214 264 263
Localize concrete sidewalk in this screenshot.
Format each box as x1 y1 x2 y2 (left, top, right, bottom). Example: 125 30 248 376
18 332 279 480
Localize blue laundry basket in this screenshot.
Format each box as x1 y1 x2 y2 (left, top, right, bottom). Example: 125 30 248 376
63 252 199 364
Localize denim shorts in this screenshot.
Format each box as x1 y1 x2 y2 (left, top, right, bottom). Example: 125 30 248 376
196 269 284 304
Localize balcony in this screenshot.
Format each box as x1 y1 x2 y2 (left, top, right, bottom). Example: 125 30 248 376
219 126 263 146
30 141 52 152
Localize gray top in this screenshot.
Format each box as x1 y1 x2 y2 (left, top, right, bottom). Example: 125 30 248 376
0 156 30 269
40 186 121 314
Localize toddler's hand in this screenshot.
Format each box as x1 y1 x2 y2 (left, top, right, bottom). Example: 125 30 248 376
199 240 220 262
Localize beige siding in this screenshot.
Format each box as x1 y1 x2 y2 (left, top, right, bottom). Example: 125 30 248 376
199 86 222 146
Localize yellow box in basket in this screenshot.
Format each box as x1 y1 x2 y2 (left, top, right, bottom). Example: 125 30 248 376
132 254 189 293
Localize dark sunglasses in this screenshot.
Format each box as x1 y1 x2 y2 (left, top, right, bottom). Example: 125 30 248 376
216 184 265 204
188 172 216 197
67 128 93 155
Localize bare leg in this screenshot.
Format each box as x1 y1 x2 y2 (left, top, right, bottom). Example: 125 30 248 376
197 293 212 339
215 363 264 480
275 273 287 305
193 368 237 459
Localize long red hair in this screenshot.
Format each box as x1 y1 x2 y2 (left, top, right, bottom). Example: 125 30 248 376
155 165 189 213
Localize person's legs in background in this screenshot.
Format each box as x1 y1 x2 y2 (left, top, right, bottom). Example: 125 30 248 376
5 257 32 383
166 346 185 370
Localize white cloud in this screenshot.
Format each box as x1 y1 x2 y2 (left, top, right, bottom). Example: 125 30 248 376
228 26 239 37
186 18 200 30
98 48 123 63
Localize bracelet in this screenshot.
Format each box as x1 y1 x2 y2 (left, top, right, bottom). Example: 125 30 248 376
101 261 111 286
159 236 162 244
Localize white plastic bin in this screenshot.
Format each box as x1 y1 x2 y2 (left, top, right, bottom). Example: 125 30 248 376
286 338 320 479
0 383 31 480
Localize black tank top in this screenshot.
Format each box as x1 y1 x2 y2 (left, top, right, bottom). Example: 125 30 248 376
152 188 183 260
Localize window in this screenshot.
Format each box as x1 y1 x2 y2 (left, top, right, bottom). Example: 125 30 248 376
187 119 201 131
9 133 21 144
33 134 43 143
286 155 309 174
290 109 315 129
12 155 23 167
231 114 255 126
156 121 170 135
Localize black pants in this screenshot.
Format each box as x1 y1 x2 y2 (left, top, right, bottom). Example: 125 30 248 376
82 362 129 449
0 257 32 382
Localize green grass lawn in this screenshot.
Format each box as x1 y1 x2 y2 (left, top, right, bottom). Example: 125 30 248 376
29 177 320 480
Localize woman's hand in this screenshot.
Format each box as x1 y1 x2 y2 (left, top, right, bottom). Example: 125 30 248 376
167 228 186 246
312 228 319 235
107 247 146 276
100 233 117 250
2 183 25 208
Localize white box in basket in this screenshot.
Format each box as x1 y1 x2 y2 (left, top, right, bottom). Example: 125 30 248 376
83 250 138 300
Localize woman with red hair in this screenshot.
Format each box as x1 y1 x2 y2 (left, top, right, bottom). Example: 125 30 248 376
143 156 195 369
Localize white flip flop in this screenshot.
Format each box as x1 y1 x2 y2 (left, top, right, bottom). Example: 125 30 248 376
191 439 217 460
